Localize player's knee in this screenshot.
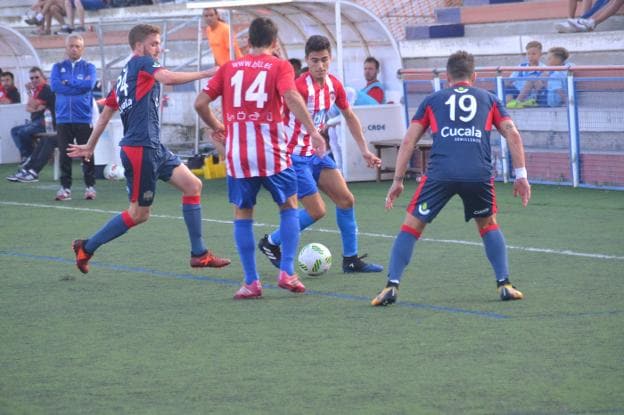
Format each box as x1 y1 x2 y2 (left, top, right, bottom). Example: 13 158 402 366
335 193 355 209
308 205 326 221
129 208 150 224
186 175 203 196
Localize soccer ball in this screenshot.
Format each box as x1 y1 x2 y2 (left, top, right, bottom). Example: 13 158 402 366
103 163 125 180
297 243 332 276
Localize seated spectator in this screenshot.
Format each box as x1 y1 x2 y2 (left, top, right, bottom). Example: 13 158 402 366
30 0 67 36
6 134 58 183
0 72 21 104
506 41 546 109
11 67 55 165
545 47 571 107
555 0 623 31
355 56 385 105
56 0 107 34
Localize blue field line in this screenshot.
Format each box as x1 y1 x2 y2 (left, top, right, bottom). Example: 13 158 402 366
0 250 509 320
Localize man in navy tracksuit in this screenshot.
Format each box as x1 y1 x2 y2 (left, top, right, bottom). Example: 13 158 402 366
51 33 97 201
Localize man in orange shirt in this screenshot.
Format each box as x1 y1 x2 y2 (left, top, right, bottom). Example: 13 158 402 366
203 8 242 66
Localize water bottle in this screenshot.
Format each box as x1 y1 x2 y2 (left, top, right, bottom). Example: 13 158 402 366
44 109 53 133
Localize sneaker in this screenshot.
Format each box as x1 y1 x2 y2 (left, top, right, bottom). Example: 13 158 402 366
72 239 92 274
522 98 538 108
258 234 281 269
569 17 595 32
6 169 25 182
497 280 524 301
190 250 231 268
54 25 73 35
15 169 39 183
371 286 399 306
233 280 263 299
506 99 524 109
342 254 383 273
554 20 577 33
277 271 306 293
55 187 72 201
84 186 96 200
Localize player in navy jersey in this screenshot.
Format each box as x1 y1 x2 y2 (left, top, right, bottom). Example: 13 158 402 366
67 24 231 274
372 50 531 306
257 35 384 274
194 17 326 299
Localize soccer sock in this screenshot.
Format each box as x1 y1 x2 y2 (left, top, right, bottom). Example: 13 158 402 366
234 219 258 285
182 196 207 257
84 211 136 253
336 207 358 257
269 208 315 246
480 224 509 282
279 208 300 275
387 225 420 284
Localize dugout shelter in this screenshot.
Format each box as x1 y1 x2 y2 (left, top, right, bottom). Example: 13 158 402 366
187 0 407 181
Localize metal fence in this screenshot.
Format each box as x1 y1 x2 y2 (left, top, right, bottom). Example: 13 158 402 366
400 66 624 190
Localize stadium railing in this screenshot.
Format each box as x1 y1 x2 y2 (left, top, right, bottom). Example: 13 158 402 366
399 65 624 190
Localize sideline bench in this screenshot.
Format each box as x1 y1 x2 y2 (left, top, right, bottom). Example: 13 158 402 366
370 139 433 182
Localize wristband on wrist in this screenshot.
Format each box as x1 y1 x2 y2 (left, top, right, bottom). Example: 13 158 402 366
514 167 527 180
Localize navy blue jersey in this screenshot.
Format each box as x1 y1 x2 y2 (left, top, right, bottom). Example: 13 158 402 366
412 82 510 181
105 55 162 148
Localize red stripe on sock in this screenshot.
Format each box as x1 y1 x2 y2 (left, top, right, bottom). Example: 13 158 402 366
182 195 201 205
479 223 500 237
400 224 421 239
121 210 137 228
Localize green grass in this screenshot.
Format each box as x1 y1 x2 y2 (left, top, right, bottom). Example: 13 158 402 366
1 163 623 414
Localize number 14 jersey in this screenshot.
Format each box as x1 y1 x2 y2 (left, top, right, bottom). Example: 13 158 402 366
203 54 296 178
412 82 511 182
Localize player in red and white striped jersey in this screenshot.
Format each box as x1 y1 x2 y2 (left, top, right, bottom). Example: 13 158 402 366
195 17 326 299
259 35 384 274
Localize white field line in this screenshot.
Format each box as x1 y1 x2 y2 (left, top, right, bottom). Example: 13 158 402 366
2 200 623 261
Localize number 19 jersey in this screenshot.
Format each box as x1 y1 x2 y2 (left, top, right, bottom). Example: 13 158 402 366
203 54 296 178
412 82 511 181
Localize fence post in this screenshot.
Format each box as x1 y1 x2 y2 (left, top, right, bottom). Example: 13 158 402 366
566 69 580 187
433 69 441 92
495 68 509 183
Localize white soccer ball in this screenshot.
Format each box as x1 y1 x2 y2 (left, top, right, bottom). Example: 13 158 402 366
103 163 125 180
297 243 332 276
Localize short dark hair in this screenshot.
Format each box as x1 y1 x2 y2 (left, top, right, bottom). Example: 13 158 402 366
29 66 45 79
305 35 331 57
1 71 14 81
548 46 570 63
446 50 475 81
364 56 380 70
288 58 302 71
128 24 161 49
248 17 278 48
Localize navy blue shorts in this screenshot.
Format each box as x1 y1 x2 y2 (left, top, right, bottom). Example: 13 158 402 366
407 176 498 223
120 143 181 207
291 154 337 198
227 167 298 209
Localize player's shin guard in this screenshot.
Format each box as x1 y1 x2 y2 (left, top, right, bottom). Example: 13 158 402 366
182 195 207 256
279 208 299 275
84 210 136 253
387 225 421 284
336 207 357 257
269 208 315 246
480 224 509 282
234 219 259 285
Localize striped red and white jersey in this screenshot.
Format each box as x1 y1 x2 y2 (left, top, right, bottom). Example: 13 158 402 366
285 72 349 156
203 53 296 178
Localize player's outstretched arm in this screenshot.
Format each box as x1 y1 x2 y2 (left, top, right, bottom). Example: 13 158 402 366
341 107 381 169
67 105 116 161
283 89 326 156
154 67 216 86
499 119 531 207
194 92 226 144
385 122 425 210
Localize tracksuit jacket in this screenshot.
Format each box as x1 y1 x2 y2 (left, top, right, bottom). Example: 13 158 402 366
50 58 97 124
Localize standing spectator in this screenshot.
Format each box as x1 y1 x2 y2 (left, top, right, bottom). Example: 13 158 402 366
555 0 623 32
371 50 531 307
50 33 98 201
56 0 107 34
257 35 384 274
506 40 546 109
67 24 229 274
202 8 242 67
11 67 55 165
545 47 571 107
0 72 21 104
194 17 326 299
356 56 385 105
